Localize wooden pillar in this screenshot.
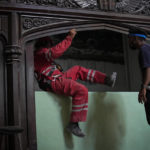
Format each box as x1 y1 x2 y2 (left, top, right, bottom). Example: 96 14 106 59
5 12 22 150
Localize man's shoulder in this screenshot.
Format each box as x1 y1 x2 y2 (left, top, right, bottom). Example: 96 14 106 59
143 43 150 48
141 43 150 52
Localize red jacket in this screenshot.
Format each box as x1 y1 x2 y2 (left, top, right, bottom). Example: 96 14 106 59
34 35 72 80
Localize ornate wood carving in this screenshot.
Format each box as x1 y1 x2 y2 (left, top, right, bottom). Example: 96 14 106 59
18 0 55 5
21 15 88 36
98 0 115 10
5 45 22 63
22 16 68 30
17 0 150 15
56 0 97 9
116 0 150 15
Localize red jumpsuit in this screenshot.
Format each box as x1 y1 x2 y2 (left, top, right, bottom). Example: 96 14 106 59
34 35 106 122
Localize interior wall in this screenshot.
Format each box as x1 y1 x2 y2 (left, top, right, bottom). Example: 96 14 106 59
35 91 150 150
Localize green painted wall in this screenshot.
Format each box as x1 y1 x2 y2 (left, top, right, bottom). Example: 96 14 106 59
35 92 150 150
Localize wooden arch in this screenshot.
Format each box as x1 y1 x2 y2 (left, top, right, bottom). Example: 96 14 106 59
22 23 129 43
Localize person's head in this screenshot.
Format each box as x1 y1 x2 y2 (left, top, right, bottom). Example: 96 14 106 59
128 29 147 50
34 36 53 51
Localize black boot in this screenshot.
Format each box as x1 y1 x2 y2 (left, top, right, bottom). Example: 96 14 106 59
105 72 117 87
66 122 85 138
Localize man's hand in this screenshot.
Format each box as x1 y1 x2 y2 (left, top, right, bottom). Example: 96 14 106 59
138 88 147 104
69 29 77 39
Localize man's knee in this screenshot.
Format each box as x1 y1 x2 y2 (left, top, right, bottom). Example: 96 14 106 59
72 65 80 70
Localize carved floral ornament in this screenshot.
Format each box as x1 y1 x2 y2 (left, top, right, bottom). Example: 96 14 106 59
22 16 69 30
18 0 150 15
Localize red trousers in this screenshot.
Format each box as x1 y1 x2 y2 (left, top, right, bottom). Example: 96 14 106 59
50 65 106 122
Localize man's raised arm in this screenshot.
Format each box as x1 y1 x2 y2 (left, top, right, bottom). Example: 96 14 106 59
51 29 77 59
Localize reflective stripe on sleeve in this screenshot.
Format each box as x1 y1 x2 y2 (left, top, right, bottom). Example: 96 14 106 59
41 66 52 74
72 103 88 108
72 108 88 112
87 69 92 81
91 70 96 82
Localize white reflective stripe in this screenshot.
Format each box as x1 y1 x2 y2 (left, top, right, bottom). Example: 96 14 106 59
42 66 53 74
45 71 50 76
52 74 62 81
72 108 88 112
91 70 96 82
52 74 61 78
87 69 92 81
72 103 88 108
43 66 57 76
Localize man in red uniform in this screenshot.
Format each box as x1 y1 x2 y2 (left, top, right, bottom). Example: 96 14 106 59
34 29 117 137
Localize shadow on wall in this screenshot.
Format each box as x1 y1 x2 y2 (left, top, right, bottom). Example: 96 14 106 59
85 92 127 150
48 93 74 149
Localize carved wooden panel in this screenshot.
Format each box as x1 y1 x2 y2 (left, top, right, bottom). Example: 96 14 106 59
17 0 150 15
17 0 96 8
21 15 66 31
21 15 90 37
116 0 150 15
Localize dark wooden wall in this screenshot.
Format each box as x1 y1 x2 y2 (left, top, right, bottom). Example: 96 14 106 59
0 1 150 150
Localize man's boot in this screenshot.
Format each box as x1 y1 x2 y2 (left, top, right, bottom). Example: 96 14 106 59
66 122 85 138
105 72 117 87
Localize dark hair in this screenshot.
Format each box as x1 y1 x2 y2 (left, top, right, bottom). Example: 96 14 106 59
129 28 147 41
34 36 53 50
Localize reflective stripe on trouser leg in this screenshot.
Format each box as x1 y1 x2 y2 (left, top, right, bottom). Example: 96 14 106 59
87 69 92 81
70 86 88 122
50 76 89 122
91 70 96 82
87 69 99 83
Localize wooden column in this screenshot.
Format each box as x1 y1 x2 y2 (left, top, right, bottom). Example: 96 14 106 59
5 12 22 150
